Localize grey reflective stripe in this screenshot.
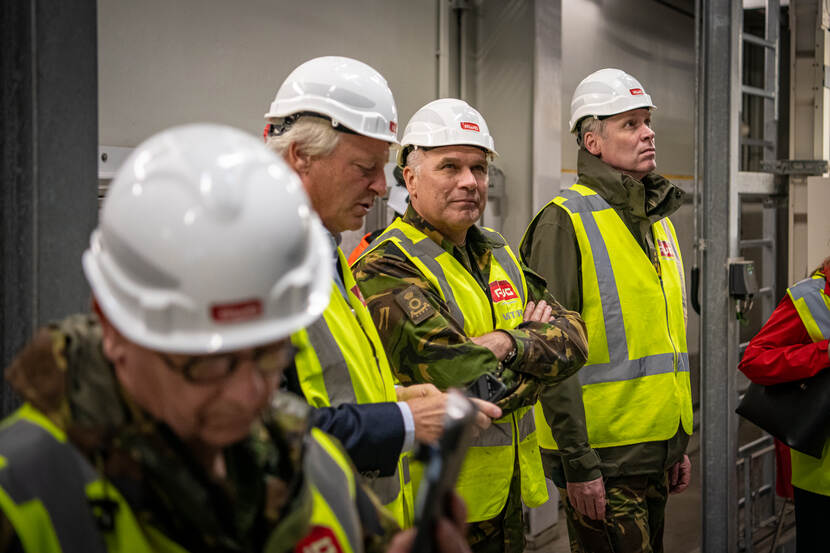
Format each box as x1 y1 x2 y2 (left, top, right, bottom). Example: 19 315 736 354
362 465 401 505
304 316 357 405
516 408 536 443
0 419 107 553
789 276 830 339
402 455 411 484
305 435 362 552
480 228 526 306
558 189 613 214
375 228 466 328
559 189 686 387
578 352 686 386
469 420 513 448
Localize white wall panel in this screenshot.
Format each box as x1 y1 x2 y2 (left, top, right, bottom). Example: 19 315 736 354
98 0 437 147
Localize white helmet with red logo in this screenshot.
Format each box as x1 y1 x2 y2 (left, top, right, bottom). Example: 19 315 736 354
397 98 497 166
568 68 656 133
264 56 399 144
83 124 332 354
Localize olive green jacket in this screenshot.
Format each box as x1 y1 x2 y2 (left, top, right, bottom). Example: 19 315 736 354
520 148 689 483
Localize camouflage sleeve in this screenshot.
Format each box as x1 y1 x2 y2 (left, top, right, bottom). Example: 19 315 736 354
352 242 504 392
520 207 600 483
500 264 588 385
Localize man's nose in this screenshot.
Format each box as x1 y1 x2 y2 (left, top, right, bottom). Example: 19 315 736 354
458 167 478 189
642 124 655 142
369 168 388 197
225 359 268 403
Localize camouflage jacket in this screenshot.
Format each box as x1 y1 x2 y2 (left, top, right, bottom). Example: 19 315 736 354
0 314 395 553
520 148 690 483
352 206 588 414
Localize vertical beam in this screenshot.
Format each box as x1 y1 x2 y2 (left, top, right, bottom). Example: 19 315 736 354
0 0 98 414
698 0 739 551
764 0 780 163
531 0 562 213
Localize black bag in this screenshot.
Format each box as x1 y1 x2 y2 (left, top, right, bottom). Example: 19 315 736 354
736 368 830 459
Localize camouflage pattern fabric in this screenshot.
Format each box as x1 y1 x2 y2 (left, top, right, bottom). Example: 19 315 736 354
558 473 669 553
352 206 588 414
467 461 525 553
2 314 397 553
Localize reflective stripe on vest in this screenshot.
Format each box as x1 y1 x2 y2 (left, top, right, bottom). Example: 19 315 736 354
786 272 830 496
367 219 548 521
292 249 412 528
304 429 363 553
0 409 106 553
532 185 692 449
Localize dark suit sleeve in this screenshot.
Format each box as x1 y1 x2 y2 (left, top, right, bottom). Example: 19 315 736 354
309 403 404 477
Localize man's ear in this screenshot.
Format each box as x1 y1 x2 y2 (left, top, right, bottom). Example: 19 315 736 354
93 299 126 365
402 165 417 199
583 130 602 157
285 142 313 175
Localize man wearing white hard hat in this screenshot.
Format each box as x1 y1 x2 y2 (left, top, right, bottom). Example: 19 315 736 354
264 57 501 529
520 68 693 552
0 124 474 553
352 98 589 553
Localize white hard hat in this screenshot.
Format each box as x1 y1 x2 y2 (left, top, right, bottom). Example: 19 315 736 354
83 124 332 354
568 68 656 133
265 56 399 144
397 98 497 166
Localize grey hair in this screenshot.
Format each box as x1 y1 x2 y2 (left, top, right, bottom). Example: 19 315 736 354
266 116 341 158
404 147 427 176
576 116 606 148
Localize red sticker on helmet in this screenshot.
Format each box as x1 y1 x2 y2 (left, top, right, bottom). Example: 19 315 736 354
490 280 518 302
295 526 344 553
629 88 644 95
211 300 263 323
390 121 397 133
460 122 480 132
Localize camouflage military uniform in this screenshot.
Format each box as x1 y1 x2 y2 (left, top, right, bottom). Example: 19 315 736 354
353 207 588 553
0 314 397 553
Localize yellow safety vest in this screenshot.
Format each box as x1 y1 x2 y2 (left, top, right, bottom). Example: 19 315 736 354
0 404 364 553
292 247 413 528
367 218 548 522
530 184 693 449
787 271 830 496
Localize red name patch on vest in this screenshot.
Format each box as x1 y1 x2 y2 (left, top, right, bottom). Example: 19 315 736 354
210 299 263 323
658 240 675 258
460 121 480 132
295 526 344 553
490 280 518 302
629 88 644 95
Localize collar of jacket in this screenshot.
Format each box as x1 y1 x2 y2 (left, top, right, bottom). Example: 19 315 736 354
575 148 685 223
402 204 506 255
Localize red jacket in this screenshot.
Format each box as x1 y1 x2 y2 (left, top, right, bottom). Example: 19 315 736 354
738 268 830 497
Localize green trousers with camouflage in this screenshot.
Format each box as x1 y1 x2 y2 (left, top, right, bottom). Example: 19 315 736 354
468 463 524 553
558 473 668 553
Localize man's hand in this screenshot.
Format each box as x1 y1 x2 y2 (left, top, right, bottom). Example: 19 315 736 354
470 332 513 360
386 492 470 553
523 300 553 323
566 477 606 520
668 454 691 494
468 398 502 437
397 383 442 402
406 392 446 444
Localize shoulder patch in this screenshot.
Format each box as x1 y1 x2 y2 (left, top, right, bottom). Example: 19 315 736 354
395 285 436 325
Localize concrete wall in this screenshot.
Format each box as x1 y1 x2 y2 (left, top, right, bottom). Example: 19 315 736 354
98 0 438 147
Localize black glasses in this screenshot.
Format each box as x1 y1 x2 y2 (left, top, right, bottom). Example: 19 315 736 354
158 342 295 383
